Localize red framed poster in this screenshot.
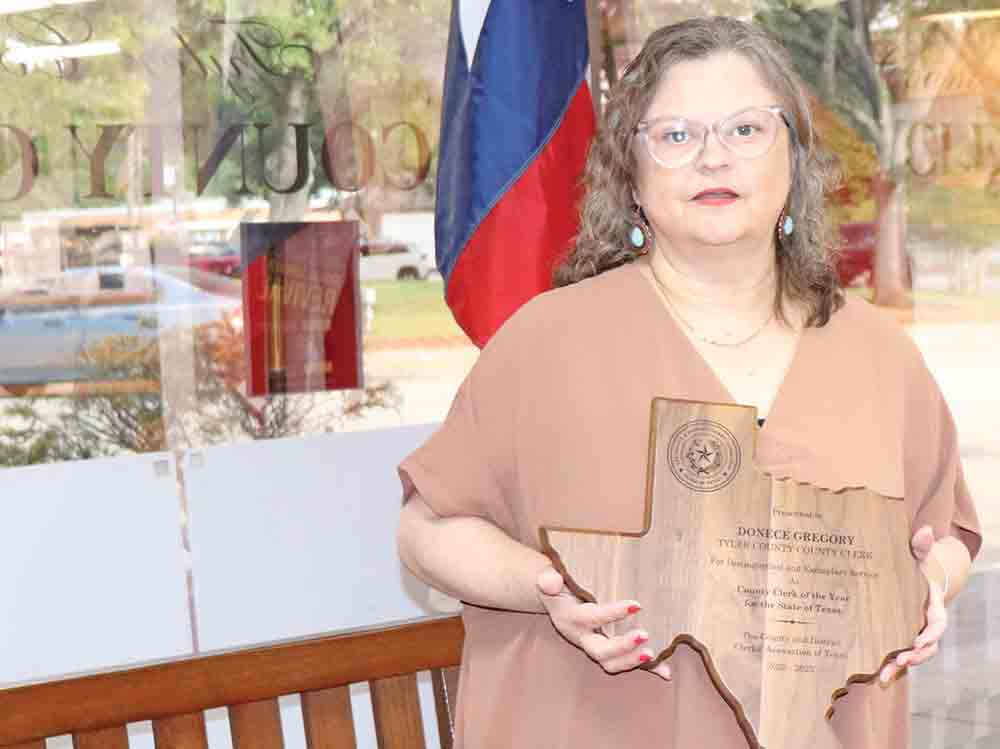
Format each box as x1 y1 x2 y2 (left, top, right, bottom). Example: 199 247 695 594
241 221 362 396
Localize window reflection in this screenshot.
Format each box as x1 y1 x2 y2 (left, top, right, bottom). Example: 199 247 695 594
0 1 994 737
0 0 463 465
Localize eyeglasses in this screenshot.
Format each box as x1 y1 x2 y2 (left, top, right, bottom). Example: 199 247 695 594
634 106 793 169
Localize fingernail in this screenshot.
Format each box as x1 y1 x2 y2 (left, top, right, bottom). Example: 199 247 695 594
896 653 907 666
633 632 649 646
880 667 891 683
627 604 642 615
638 652 652 664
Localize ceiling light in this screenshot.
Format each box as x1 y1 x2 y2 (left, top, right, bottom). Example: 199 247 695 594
3 40 121 66
0 0 95 15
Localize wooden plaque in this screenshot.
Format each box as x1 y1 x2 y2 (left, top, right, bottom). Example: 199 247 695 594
540 398 927 749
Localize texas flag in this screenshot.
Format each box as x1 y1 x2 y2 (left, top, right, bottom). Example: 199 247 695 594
435 0 596 347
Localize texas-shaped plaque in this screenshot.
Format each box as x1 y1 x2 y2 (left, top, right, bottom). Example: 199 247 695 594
539 398 928 749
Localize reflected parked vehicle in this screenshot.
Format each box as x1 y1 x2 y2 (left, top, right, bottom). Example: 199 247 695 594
359 239 435 281
186 241 242 277
836 222 914 288
0 266 241 385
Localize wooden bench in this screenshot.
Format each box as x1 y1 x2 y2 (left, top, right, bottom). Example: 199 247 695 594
0 615 463 749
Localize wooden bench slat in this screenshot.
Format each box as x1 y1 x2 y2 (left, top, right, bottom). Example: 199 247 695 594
229 700 284 749
73 725 129 749
302 687 357 749
0 616 463 746
370 674 424 749
430 666 460 749
152 712 209 749
1 741 44 749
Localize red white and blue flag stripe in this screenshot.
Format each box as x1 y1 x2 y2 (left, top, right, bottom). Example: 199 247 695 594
436 0 596 347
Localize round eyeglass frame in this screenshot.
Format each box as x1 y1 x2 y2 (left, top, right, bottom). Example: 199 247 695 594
634 105 796 170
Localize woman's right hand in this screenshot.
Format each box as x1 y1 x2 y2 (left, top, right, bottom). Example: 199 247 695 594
536 566 672 680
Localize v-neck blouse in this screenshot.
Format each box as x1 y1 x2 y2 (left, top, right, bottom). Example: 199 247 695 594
632 255 901 500
636 258 804 424
398 259 982 749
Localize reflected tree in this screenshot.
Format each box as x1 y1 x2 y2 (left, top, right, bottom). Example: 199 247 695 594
170 0 448 224
756 1 914 307
0 321 401 467
0 0 449 223
578 1 912 304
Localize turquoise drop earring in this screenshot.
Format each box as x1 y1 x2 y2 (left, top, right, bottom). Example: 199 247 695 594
629 204 650 253
780 209 795 237
630 224 647 249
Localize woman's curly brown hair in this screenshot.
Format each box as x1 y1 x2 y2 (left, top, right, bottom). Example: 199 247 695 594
553 16 843 327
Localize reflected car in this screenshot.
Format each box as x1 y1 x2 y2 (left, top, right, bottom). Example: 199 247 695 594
836 222 914 288
186 241 242 277
0 266 242 386
359 239 435 281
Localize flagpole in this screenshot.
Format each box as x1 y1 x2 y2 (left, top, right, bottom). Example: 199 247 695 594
586 0 603 118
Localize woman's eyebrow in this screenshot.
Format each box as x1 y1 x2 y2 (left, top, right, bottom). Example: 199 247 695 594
640 105 780 125
640 113 691 124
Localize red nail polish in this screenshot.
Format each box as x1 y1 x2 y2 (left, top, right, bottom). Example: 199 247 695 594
627 604 641 615
639 653 652 664
634 634 648 646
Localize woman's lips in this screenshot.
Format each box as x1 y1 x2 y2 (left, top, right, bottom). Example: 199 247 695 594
692 188 739 206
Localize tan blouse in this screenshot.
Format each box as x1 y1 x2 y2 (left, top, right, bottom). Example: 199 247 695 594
398 257 982 749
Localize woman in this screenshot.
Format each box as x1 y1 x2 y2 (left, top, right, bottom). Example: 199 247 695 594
397 16 981 749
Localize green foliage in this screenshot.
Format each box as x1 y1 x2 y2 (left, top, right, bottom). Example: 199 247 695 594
0 0 449 217
0 2 147 217
756 4 885 151
364 279 463 340
0 401 85 466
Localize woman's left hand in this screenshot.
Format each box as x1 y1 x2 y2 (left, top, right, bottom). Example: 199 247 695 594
880 525 948 683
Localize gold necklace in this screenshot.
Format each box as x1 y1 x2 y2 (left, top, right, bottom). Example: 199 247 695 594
649 267 776 347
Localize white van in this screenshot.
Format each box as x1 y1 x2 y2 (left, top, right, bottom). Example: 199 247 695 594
359 239 435 281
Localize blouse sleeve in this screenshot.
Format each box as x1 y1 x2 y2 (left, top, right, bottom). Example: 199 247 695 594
904 345 983 560
397 313 526 537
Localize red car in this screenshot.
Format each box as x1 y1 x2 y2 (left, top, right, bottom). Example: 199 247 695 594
186 241 241 278
836 222 913 288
